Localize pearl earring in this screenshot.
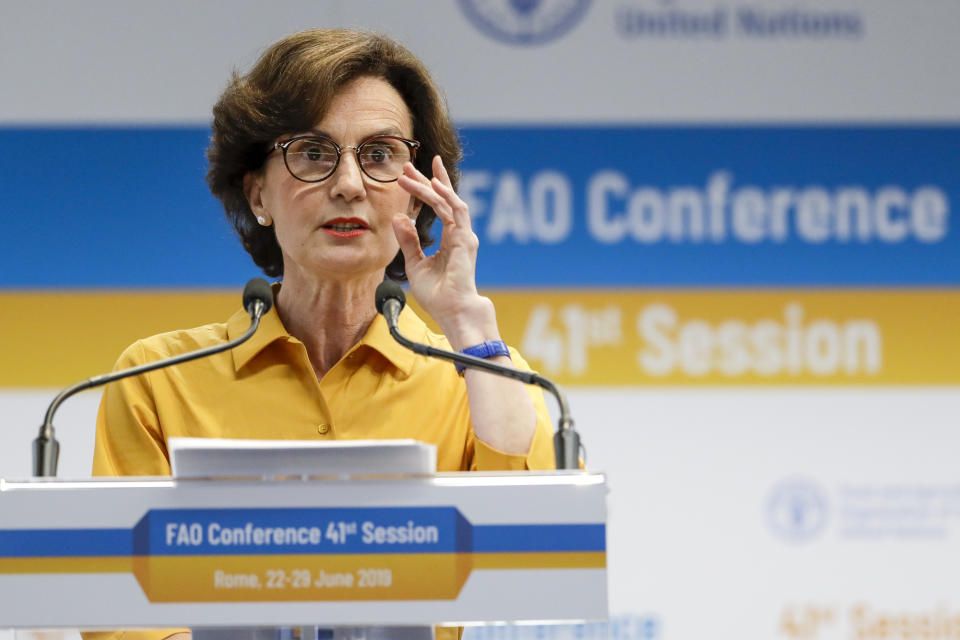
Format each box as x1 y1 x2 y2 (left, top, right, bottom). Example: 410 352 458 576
257 216 267 225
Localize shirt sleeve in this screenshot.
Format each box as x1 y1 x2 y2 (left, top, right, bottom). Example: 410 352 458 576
469 347 557 471
92 341 172 477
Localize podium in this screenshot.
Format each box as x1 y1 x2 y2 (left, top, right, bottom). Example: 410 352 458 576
0 471 607 634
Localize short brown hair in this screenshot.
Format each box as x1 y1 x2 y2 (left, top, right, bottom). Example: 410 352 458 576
206 29 462 281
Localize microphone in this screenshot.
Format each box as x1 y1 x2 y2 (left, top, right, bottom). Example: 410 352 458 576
32 278 275 477
374 280 581 470
374 280 405 329
243 277 273 317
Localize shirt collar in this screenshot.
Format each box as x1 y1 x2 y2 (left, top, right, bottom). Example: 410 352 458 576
227 282 425 377
357 305 421 378
227 283 292 372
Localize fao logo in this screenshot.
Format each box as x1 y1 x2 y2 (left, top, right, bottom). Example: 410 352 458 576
766 479 829 543
457 0 593 46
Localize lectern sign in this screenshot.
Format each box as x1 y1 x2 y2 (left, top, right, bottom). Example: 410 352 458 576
2 506 603 603
132 506 472 602
0 474 608 627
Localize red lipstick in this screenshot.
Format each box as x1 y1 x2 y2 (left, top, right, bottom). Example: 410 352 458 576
321 217 369 238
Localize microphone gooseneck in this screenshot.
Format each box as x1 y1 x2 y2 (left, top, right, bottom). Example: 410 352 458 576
32 278 275 477
373 280 581 470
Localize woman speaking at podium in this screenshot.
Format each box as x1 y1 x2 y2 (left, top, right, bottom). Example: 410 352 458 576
88 28 555 640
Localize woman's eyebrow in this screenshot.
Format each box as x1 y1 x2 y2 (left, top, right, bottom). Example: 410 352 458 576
304 126 406 140
365 126 405 137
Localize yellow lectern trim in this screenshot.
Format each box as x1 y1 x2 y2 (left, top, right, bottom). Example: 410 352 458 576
472 551 606 569
0 556 132 574
130 553 473 602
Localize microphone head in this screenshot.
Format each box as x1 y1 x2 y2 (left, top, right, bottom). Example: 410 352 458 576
375 280 406 315
243 278 274 316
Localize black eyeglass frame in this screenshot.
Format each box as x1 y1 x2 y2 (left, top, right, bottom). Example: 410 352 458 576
271 135 421 184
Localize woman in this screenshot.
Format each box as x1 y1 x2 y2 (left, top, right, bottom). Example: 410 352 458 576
89 28 554 640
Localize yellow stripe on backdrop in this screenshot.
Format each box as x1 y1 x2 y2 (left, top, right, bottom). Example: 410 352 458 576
2 289 958 387
0 290 237 387
490 289 960 385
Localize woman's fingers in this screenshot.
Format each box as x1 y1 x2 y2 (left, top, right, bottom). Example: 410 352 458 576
433 155 453 188
398 165 454 225
399 159 470 229
398 158 480 308
391 213 424 268
430 176 471 229
431 156 470 228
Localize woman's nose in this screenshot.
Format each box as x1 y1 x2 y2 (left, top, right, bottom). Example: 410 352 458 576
328 150 366 199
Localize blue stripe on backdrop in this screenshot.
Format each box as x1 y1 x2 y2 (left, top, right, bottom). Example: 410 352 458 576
1 127 259 288
472 524 606 553
2 125 957 287
461 125 960 287
0 529 131 557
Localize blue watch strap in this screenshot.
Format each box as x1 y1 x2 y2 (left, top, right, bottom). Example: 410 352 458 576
455 340 511 374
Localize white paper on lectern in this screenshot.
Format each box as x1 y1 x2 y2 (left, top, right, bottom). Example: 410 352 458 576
169 437 437 478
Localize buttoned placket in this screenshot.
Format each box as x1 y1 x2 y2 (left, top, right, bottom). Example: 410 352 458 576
317 346 373 442
286 338 337 440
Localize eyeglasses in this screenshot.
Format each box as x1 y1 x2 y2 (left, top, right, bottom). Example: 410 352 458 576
271 135 420 183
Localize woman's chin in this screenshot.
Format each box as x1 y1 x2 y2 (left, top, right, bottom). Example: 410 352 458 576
297 253 393 284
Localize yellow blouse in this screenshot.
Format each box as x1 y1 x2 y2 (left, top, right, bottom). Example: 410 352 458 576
87 299 555 640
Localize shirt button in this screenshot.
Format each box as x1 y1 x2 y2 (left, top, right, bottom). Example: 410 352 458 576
317 423 330 435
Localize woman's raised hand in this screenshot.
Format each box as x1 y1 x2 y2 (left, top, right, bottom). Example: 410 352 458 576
393 156 499 350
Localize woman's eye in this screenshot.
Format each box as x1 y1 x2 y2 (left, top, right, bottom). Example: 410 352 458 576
288 139 336 164
304 146 334 162
363 145 392 164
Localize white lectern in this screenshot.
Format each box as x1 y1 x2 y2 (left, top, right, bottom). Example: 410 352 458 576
0 471 607 636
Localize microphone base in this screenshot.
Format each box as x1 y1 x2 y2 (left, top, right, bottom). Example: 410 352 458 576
554 428 580 470
33 434 60 477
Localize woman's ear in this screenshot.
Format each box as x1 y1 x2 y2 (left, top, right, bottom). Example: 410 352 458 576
244 172 271 226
